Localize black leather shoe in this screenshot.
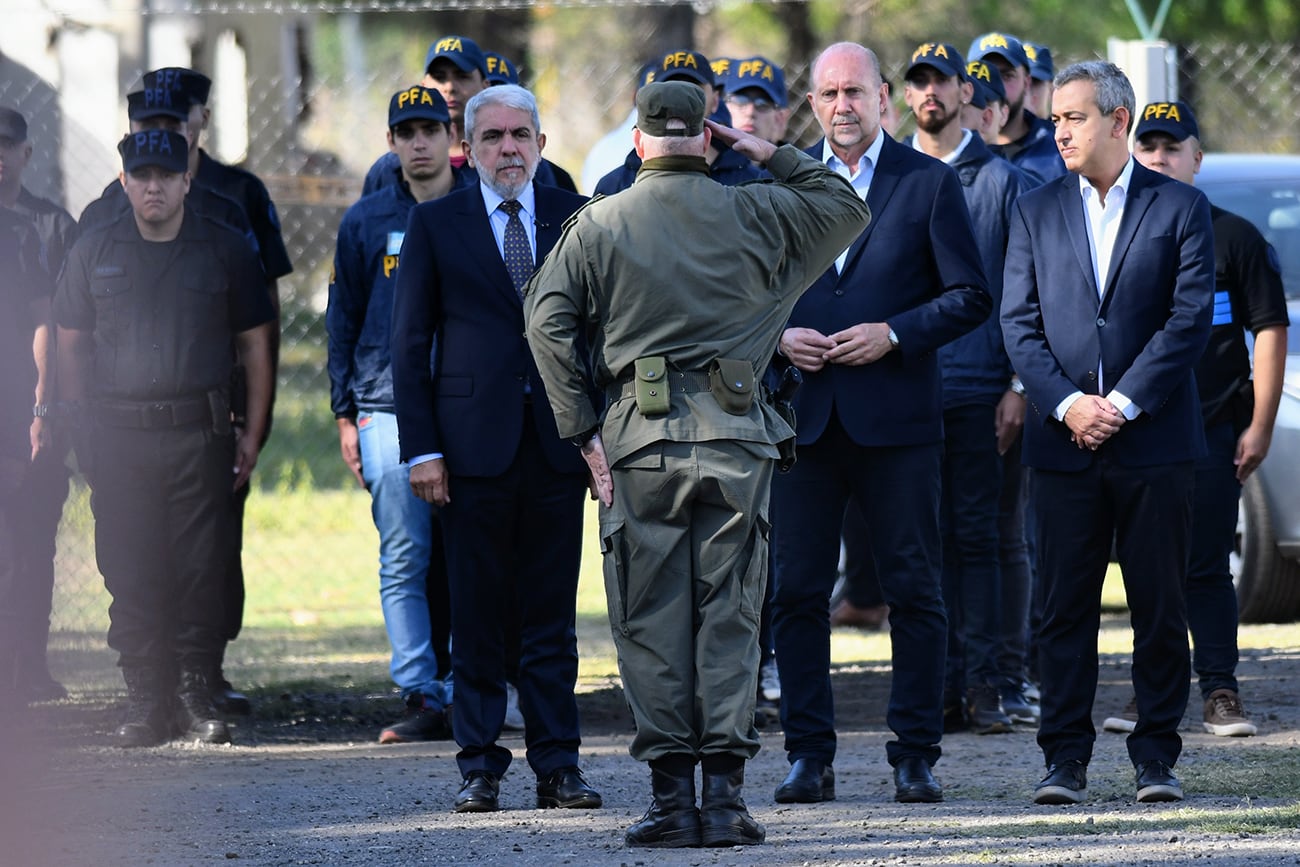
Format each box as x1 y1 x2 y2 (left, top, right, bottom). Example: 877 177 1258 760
1033 759 1087 805
454 771 501 813
537 766 602 809
774 758 835 803
1135 760 1183 803
893 756 943 803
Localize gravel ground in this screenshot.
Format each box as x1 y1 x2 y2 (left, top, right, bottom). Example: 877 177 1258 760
4 649 1299 867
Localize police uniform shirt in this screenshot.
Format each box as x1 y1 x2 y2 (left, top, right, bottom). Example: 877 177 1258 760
0 210 51 457
196 149 294 280
1195 205 1291 427
53 205 274 402
8 187 79 283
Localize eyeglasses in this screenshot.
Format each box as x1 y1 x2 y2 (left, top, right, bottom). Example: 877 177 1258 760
725 93 778 114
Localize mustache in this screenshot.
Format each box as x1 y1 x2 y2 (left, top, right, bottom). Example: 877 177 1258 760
496 158 527 170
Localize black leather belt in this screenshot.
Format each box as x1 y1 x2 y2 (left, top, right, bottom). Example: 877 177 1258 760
95 395 213 429
607 369 713 402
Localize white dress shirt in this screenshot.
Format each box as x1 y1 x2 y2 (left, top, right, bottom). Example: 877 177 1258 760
823 132 884 274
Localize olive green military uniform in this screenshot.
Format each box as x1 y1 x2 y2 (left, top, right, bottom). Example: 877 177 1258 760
525 144 869 764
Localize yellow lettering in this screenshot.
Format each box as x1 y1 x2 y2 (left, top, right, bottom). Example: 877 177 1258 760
711 59 730 77
739 60 761 78
967 61 992 83
934 44 949 60
665 51 696 70
980 34 1010 51
383 255 399 278
436 37 463 53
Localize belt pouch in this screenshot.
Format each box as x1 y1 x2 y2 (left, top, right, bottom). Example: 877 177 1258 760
709 358 755 415
634 356 671 417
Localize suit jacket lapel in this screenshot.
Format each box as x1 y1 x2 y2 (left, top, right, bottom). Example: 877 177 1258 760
803 137 889 281
457 184 530 304
533 184 564 260
1099 163 1156 308
1056 174 1099 303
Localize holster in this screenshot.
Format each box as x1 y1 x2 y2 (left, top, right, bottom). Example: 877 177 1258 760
709 358 755 415
207 389 232 436
771 366 803 473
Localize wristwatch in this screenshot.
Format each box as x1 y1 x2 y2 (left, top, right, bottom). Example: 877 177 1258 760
886 327 900 349
1009 377 1026 396
570 426 599 448
33 403 51 418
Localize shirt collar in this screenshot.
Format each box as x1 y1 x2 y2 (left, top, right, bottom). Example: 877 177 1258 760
1079 155 1135 203
823 130 885 176
909 128 973 165
480 180 537 220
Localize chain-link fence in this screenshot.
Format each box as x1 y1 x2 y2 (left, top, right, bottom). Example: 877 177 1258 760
3 14 1299 655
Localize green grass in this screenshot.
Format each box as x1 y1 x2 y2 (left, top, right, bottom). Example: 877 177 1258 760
48 489 1300 693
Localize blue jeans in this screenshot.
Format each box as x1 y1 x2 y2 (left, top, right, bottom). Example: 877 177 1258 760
1186 421 1242 699
358 411 450 708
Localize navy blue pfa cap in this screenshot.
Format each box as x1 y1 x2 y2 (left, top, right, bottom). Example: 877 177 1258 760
906 43 968 82
484 52 519 86
1025 43 1055 82
968 32 1031 71
966 60 1007 104
727 56 787 107
143 67 211 106
0 106 27 141
656 49 715 88
126 88 188 122
118 129 189 173
636 60 659 89
1135 100 1200 142
424 35 488 77
388 85 450 127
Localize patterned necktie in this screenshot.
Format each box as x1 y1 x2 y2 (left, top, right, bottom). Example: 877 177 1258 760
499 199 533 297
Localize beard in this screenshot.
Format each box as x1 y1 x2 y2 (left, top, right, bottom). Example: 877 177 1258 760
479 155 538 201
915 103 959 135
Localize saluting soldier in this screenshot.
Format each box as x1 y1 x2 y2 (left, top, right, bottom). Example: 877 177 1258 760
524 82 870 848
54 130 276 747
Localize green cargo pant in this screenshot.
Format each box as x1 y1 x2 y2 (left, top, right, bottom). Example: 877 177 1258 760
599 438 772 763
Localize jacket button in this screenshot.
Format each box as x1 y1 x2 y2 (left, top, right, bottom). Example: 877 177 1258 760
1096 317 1105 327
834 289 844 297
1087 371 1097 381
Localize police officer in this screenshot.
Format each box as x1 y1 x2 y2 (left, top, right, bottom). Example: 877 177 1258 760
78 87 256 247
902 42 1027 734
0 106 79 702
593 50 762 195
144 66 294 715
53 129 276 747
524 81 870 848
968 32 1065 188
722 56 790 153
1103 101 1289 740
327 85 456 744
0 204 53 692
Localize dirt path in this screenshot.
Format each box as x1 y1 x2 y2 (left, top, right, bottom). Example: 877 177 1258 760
4 649 1299 866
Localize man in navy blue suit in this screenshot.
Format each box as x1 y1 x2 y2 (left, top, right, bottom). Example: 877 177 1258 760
390 83 601 814
1001 61 1215 806
769 41 990 806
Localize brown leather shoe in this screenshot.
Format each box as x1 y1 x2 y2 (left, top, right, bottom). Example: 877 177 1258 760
829 601 889 630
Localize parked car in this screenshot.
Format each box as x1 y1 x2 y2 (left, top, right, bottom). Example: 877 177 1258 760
1197 154 1300 622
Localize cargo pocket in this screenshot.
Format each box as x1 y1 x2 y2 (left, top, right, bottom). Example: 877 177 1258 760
738 511 770 625
599 511 630 636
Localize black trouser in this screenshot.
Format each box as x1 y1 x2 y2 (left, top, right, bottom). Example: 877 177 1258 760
92 423 235 669
0 454 26 668
11 448 71 663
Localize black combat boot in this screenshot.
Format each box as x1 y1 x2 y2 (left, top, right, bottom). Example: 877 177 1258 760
625 758 702 848
113 665 171 748
700 759 765 846
175 667 232 744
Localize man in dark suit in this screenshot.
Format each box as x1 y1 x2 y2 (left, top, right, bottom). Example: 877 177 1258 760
390 83 601 814
1001 61 1215 805
769 41 990 806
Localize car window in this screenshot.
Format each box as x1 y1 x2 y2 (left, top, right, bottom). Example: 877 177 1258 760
1198 174 1300 301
